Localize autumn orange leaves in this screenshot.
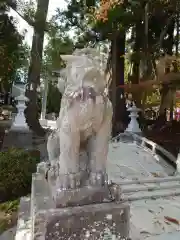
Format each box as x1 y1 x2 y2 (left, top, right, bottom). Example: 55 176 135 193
94 0 123 22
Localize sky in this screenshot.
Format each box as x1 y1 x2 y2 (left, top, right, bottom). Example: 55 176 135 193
9 0 67 46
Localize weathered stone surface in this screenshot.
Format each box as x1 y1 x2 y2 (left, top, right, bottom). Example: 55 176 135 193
31 173 55 212
54 185 112 208
29 173 130 240
15 197 31 240
31 174 55 240
31 202 130 240
36 162 50 178
47 171 111 207
44 202 130 240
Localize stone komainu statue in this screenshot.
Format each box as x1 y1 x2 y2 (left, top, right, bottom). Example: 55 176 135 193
47 48 113 186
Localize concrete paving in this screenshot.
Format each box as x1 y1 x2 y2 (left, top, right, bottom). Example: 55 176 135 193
107 140 180 240
107 140 175 182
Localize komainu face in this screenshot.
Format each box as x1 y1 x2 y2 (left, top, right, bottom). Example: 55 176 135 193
58 48 109 95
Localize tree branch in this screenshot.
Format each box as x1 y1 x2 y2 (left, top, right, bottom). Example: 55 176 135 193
120 72 180 92
155 14 175 51
6 0 33 25
7 0 48 31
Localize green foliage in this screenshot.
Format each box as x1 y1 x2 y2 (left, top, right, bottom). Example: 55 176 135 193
146 90 161 107
55 0 98 46
124 59 130 83
0 148 40 202
0 199 19 214
9 0 36 27
43 19 74 72
47 82 62 114
0 199 19 234
14 42 30 83
58 0 87 31
0 12 26 91
42 18 73 115
18 0 36 23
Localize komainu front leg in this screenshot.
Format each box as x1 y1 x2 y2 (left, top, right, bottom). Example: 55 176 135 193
57 118 81 189
47 130 60 166
46 130 60 181
88 109 112 186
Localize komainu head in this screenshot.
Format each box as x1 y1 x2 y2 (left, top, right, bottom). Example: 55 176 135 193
58 48 108 94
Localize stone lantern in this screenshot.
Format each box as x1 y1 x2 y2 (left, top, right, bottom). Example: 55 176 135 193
11 83 29 131
126 102 142 133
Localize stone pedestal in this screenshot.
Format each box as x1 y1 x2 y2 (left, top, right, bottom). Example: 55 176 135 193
2 129 48 162
15 167 130 240
2 129 33 151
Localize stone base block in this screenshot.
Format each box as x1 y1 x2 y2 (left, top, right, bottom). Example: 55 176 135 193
15 173 130 240
36 202 130 240
47 170 111 208
2 130 48 161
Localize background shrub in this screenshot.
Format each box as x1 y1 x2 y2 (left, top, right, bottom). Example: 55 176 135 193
0 148 40 202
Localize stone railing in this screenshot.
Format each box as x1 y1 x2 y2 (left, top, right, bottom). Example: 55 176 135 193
111 132 177 168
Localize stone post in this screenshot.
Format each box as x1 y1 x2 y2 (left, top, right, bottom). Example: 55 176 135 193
40 75 49 126
126 102 142 133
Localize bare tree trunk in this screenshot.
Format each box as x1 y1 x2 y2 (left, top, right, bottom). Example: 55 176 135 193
159 16 175 115
110 31 126 136
131 22 142 107
169 87 175 121
25 0 49 136
176 13 179 56
159 84 170 114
